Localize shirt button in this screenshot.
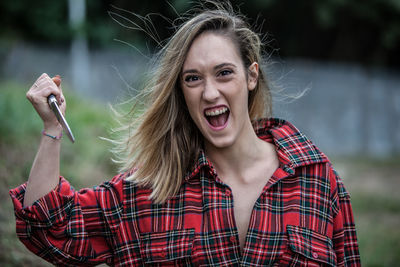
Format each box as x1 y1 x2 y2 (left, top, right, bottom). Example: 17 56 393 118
229 236 236 243
312 252 319 259
225 189 232 197
160 250 166 258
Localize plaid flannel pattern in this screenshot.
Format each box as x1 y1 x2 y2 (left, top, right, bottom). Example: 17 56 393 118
10 118 361 266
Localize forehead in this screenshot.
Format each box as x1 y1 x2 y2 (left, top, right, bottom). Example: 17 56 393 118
182 32 242 71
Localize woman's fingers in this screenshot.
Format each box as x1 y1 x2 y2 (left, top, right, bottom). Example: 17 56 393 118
52 75 67 115
52 75 61 87
28 73 61 100
51 75 64 103
27 73 66 126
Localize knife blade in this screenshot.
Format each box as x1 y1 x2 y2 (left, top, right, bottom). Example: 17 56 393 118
47 94 75 143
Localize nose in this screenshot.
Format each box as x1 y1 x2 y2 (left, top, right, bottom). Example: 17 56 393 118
202 79 220 102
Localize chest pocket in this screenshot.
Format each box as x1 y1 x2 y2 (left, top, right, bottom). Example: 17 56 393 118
140 229 195 266
281 225 337 267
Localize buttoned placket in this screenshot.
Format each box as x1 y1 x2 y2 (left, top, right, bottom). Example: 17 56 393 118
203 173 273 264
242 166 293 265
223 185 239 247
219 182 244 262
200 168 242 265
218 178 273 265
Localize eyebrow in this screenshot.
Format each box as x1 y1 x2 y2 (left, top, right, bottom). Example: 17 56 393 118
181 63 237 76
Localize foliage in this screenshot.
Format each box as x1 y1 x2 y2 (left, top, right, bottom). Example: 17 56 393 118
0 81 118 186
0 0 399 67
0 1 70 44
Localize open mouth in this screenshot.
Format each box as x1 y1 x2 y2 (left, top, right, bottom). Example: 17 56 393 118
204 106 230 128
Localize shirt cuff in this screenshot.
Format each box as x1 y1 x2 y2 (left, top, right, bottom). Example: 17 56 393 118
9 176 75 228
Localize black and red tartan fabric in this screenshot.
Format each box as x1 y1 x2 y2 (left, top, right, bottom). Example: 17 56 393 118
10 118 361 266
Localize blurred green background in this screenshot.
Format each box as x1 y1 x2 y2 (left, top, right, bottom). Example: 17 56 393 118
1 0 400 266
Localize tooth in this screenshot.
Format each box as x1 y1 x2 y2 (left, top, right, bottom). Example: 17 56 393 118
205 107 229 116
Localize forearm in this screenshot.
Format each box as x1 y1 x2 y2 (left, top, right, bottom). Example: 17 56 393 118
24 125 62 207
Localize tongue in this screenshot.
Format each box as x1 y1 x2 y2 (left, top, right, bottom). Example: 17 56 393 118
209 112 229 127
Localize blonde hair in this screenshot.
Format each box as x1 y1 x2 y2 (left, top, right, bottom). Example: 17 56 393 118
112 2 272 203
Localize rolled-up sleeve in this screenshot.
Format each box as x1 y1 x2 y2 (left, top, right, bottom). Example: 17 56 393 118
9 176 122 266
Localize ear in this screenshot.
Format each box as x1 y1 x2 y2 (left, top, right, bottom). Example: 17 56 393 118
247 62 259 91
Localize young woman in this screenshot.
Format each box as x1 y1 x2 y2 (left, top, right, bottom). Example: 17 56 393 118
10 3 361 266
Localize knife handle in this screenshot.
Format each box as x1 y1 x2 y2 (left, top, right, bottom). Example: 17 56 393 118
47 94 62 122
47 93 75 143
48 94 58 106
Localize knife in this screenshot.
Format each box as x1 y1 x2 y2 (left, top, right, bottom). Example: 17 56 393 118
47 94 75 143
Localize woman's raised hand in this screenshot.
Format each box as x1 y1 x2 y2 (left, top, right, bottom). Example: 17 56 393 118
26 73 66 131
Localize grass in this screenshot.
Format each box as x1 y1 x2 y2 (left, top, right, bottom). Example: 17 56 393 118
332 157 400 266
351 192 400 266
0 82 399 266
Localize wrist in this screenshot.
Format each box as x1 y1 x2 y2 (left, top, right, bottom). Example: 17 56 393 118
43 123 62 135
42 130 63 140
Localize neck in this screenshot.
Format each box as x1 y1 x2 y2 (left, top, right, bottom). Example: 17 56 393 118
205 120 274 183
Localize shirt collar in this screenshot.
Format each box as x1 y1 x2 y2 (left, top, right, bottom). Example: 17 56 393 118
185 118 328 181
254 118 328 174
184 150 215 183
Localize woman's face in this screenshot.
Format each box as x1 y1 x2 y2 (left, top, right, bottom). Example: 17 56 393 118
180 32 258 150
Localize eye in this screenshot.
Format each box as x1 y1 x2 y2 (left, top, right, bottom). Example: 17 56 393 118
218 69 233 77
184 75 200 83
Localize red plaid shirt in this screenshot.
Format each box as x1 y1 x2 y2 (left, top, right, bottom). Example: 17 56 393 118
10 118 360 266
